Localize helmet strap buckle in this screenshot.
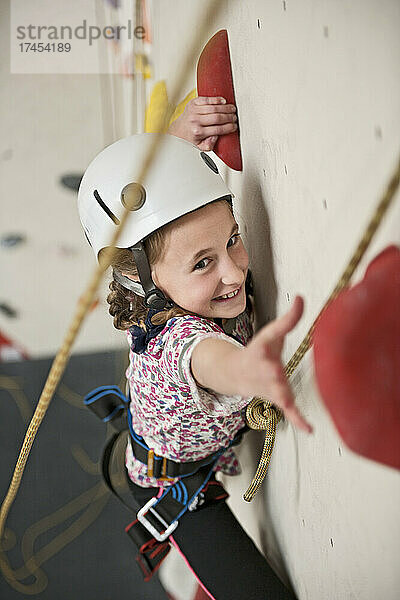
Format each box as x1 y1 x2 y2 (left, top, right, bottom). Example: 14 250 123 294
130 243 171 311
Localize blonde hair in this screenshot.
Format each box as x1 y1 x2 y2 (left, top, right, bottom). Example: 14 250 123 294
101 198 234 331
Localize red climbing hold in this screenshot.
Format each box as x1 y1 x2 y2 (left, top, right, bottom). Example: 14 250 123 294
197 29 243 171
313 245 400 471
0 329 29 361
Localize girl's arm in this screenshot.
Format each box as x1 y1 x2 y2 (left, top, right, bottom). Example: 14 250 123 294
168 96 238 151
191 296 312 433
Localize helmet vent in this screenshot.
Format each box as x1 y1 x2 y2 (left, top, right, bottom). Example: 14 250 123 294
200 152 219 174
121 182 146 211
84 229 92 247
93 190 120 225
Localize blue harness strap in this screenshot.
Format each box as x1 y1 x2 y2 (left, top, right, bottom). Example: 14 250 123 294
84 385 130 431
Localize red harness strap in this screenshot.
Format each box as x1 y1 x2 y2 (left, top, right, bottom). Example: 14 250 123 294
125 480 229 581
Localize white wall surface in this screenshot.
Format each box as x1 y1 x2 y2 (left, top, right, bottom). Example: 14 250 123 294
151 1 400 598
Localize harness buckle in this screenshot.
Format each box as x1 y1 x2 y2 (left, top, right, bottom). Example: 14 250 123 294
147 451 174 481
158 456 175 482
147 450 154 477
137 497 179 542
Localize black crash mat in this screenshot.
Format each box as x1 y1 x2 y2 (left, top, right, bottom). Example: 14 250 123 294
0 350 166 599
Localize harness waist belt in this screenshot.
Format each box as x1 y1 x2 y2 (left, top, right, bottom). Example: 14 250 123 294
128 422 246 479
84 384 247 481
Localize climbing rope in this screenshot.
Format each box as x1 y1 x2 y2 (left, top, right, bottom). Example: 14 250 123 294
0 0 222 547
244 155 400 502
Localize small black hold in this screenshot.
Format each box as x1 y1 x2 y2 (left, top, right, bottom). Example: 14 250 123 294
263 169 267 177
286 292 290 302
284 164 288 175
0 302 18 318
283 1 287 11
59 173 84 193
0 233 26 248
338 446 342 456
257 19 261 29
330 538 334 548
301 519 305 527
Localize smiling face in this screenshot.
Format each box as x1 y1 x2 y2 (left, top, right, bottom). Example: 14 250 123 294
152 200 249 320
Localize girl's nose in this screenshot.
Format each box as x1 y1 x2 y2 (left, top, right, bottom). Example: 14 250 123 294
220 256 245 286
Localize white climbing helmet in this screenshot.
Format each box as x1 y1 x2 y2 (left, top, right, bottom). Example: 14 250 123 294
77 133 233 260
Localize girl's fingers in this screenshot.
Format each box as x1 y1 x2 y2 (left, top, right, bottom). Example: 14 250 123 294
193 96 227 105
262 296 304 343
197 136 218 151
192 97 236 114
197 112 237 127
194 104 237 115
193 123 238 138
269 383 312 433
284 403 313 433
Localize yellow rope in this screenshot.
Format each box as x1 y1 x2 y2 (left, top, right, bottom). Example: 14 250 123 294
244 155 400 502
0 0 222 545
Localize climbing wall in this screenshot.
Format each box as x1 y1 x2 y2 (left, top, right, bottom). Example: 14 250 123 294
1 1 399 598
150 1 400 598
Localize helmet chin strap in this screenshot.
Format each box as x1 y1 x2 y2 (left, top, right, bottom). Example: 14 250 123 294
129 243 172 311
112 268 146 297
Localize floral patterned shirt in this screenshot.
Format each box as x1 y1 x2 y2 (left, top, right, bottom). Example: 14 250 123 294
125 308 253 488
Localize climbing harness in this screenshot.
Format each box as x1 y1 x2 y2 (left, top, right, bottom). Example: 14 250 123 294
84 384 246 579
243 155 400 502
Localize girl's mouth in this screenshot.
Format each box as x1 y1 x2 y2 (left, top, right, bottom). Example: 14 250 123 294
213 285 242 302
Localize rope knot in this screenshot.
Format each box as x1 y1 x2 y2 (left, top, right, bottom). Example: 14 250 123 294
243 397 282 502
246 397 282 431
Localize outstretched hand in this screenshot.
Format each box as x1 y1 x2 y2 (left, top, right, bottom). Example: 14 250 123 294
238 296 312 433
168 96 238 151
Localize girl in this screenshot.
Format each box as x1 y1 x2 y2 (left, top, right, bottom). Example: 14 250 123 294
78 105 311 599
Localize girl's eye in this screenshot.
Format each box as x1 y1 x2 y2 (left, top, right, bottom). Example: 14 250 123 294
194 257 210 270
193 232 241 270
227 233 241 248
